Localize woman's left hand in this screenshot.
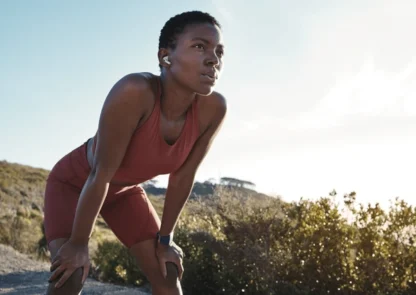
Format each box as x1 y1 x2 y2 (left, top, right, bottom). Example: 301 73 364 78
155 241 184 280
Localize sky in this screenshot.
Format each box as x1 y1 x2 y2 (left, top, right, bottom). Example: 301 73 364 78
1 0 416 210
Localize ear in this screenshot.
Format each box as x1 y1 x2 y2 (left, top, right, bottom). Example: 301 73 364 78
158 48 171 68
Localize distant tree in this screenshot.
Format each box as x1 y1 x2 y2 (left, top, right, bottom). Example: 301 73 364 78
142 179 166 196
220 177 256 189
191 180 217 198
204 178 217 185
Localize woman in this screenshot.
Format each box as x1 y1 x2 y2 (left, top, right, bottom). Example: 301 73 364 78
43 10 226 295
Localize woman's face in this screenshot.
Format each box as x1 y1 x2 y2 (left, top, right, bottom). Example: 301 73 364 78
165 23 225 96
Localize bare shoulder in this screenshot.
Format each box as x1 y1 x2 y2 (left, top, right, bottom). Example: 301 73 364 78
201 91 227 112
197 91 227 133
107 72 156 106
102 72 158 122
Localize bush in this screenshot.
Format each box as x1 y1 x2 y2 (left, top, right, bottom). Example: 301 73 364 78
92 240 147 286
0 211 44 255
92 187 416 295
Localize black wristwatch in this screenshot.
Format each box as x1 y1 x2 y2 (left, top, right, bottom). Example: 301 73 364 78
157 232 172 246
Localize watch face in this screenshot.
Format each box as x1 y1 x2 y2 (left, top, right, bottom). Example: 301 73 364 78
157 232 172 245
160 235 171 244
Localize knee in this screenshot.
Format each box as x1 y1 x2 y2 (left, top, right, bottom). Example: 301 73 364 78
46 267 84 295
151 262 181 294
165 262 180 288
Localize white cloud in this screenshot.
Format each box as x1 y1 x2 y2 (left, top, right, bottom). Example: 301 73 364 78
330 58 411 109
267 0 416 131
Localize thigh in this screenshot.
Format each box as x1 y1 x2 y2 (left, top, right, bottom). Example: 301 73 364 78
44 145 87 245
100 186 161 248
99 187 182 294
44 178 80 245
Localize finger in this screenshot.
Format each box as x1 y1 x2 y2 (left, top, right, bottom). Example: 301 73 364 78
178 261 184 280
173 246 184 258
175 256 184 278
82 263 90 284
55 269 74 288
48 265 65 282
50 260 61 272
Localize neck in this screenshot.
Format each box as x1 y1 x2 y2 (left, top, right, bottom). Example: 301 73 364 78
159 73 196 121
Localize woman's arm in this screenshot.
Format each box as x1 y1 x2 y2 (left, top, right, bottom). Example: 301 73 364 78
69 73 152 245
159 92 227 237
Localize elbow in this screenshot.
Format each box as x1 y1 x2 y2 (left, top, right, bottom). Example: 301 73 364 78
88 166 100 184
88 165 112 187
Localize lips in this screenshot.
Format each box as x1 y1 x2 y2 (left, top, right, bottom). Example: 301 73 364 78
201 71 217 82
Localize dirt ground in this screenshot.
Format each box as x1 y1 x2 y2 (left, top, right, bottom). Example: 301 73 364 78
0 244 150 295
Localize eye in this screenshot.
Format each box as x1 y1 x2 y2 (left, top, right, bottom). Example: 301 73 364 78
217 50 225 58
193 43 205 50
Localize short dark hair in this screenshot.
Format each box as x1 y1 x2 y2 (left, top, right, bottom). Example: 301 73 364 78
158 11 221 68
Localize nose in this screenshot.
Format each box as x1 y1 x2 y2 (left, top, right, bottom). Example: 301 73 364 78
206 51 220 67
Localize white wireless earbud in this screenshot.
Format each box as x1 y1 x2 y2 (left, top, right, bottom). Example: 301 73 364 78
163 56 171 65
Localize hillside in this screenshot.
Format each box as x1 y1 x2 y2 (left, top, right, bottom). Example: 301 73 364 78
0 159 270 211
0 160 47 213
0 159 271 258
0 159 281 293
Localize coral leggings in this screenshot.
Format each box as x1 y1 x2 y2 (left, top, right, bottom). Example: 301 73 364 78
43 140 161 248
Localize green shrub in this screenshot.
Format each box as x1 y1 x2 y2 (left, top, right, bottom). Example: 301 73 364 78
92 240 147 286
90 188 416 294
0 213 43 255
